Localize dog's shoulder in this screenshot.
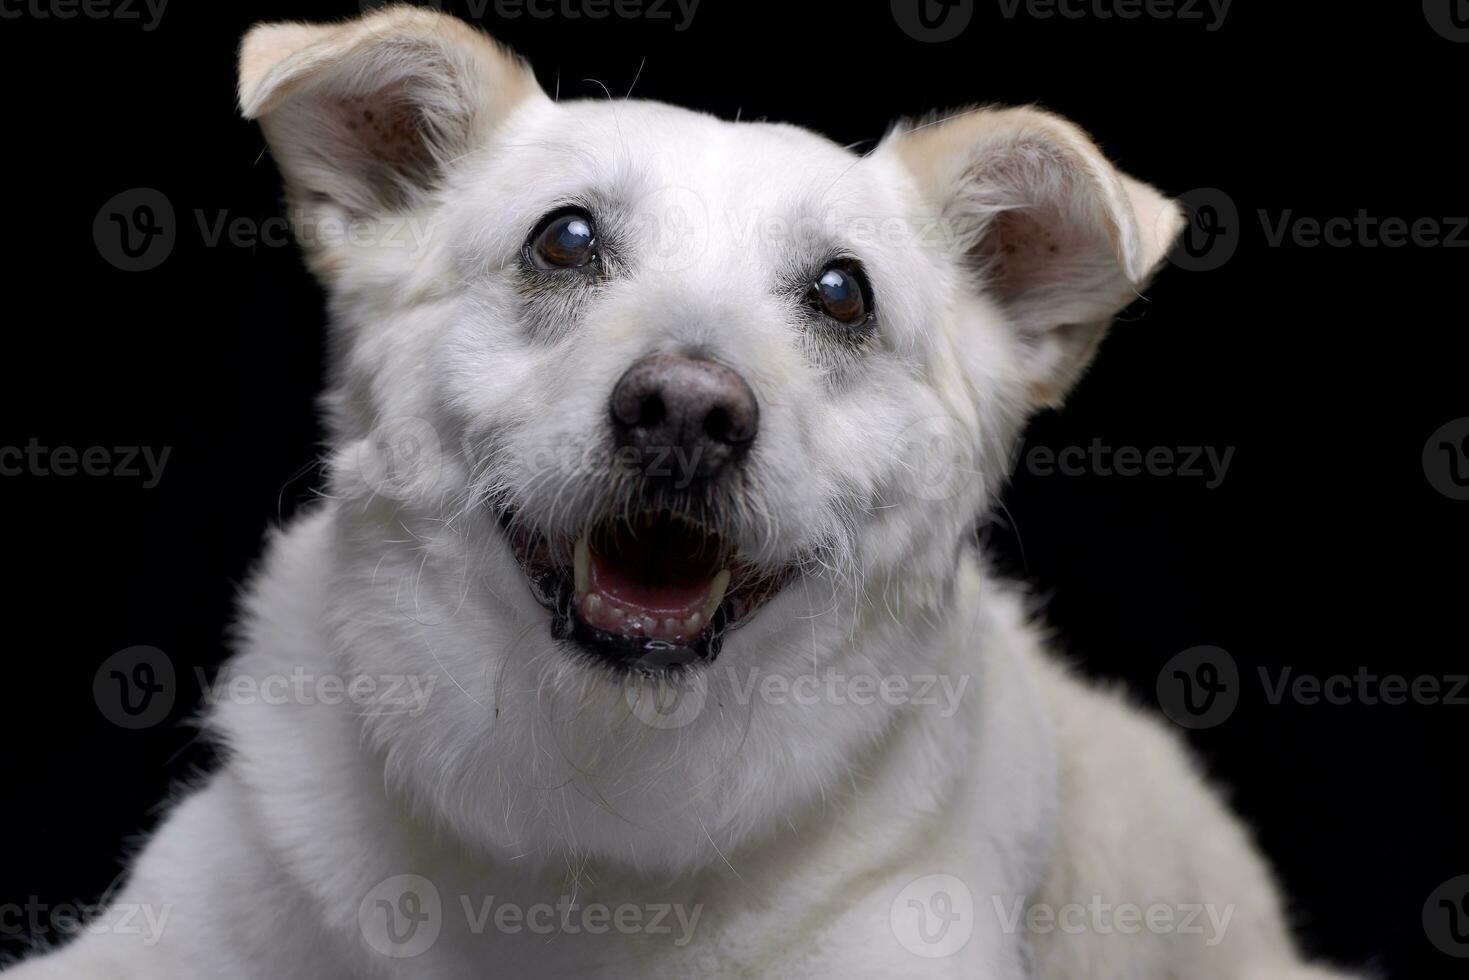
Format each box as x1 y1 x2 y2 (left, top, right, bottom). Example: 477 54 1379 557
1021 651 1330 977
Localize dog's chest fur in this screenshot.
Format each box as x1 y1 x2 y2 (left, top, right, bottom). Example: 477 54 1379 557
195 506 1059 978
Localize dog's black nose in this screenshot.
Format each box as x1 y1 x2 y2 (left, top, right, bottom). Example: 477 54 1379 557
610 353 758 480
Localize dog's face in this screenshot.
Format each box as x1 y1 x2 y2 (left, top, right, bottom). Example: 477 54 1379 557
239 8 1180 872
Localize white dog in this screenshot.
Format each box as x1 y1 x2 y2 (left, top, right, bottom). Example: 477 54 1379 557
8 7 1357 978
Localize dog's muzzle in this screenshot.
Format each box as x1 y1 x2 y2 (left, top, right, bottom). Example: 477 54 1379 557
499 354 792 673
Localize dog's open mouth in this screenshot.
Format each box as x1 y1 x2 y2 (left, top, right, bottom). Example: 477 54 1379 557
501 509 791 670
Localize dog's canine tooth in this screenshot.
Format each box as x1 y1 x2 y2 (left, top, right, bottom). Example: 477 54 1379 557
703 569 731 621
574 536 590 594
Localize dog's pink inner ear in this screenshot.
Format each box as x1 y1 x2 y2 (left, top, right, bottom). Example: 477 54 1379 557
341 94 432 175
241 9 546 224
885 106 1184 408
948 139 1126 322
327 84 442 210
973 205 1089 306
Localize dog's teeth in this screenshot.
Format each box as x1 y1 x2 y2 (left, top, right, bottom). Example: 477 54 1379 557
683 613 702 633
662 617 682 637
585 593 603 616
574 536 590 594
703 569 731 621
607 605 626 623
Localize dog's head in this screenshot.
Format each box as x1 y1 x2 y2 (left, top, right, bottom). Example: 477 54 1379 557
239 7 1181 871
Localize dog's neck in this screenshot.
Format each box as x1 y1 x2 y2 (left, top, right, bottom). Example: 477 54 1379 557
216 506 1058 968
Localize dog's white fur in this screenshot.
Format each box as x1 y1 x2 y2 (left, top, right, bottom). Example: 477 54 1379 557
8 8 1357 978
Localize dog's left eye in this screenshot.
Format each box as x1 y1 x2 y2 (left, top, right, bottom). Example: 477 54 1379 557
809 261 873 326
526 207 598 270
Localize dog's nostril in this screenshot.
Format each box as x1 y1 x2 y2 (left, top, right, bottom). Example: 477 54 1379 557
703 405 739 445
637 393 666 430
611 374 661 430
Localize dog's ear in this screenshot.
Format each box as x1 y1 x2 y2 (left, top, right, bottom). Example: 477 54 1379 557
238 7 544 256
887 106 1182 407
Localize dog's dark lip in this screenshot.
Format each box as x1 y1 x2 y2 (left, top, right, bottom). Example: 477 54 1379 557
496 507 793 674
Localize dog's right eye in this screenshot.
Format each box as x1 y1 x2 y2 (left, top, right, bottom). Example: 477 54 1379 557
526 208 598 270
809 260 873 327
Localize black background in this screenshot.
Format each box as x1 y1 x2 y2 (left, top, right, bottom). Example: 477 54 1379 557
1 1 1464 976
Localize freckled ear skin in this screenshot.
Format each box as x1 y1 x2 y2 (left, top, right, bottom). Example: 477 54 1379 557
237 6 544 244
886 106 1184 407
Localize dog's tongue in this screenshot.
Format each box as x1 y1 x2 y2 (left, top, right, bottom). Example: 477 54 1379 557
573 536 729 644
591 552 712 613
